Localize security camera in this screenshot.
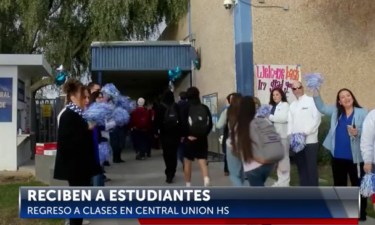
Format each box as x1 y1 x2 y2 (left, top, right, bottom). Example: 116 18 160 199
223 0 233 9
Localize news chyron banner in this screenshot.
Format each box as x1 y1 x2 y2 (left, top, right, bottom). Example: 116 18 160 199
19 187 360 224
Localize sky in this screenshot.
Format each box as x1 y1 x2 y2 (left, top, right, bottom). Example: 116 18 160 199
43 21 167 99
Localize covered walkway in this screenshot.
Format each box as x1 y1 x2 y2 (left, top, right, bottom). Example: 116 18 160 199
87 150 274 225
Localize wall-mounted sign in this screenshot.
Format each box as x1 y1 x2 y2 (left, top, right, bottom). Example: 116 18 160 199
18 79 25 102
0 78 13 122
254 64 301 105
202 93 218 132
42 104 51 117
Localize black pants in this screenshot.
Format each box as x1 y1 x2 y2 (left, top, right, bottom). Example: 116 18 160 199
110 129 122 162
331 157 367 218
294 143 319 186
222 132 229 173
132 130 149 157
161 137 179 179
68 177 91 225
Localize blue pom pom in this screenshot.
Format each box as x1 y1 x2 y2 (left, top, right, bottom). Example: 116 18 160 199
114 95 135 113
83 102 114 126
290 133 306 153
101 83 120 97
256 105 272 118
112 107 130 126
304 73 324 91
360 173 375 197
98 142 111 164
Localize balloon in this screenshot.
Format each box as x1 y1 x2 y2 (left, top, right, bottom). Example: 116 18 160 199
168 67 181 82
55 72 67 86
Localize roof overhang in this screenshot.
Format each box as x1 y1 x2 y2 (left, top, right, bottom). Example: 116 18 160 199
0 54 52 77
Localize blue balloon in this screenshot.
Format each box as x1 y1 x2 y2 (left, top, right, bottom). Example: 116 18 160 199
55 72 67 86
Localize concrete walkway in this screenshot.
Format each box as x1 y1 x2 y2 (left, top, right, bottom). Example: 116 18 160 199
84 149 374 225
87 149 274 225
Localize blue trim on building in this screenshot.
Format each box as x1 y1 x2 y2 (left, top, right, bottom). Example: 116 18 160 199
234 0 254 96
91 45 192 71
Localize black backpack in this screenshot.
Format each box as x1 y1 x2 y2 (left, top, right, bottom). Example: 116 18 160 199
188 104 209 137
162 103 179 131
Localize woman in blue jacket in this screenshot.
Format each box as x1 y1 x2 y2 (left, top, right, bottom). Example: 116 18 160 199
313 88 368 221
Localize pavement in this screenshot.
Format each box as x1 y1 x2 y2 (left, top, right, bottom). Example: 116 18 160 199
84 149 275 225
78 149 375 225
10 149 374 225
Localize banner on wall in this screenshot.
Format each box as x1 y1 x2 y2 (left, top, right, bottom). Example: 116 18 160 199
254 64 301 105
0 77 13 122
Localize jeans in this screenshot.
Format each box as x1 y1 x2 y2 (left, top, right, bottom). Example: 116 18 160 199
245 164 275 186
226 145 244 186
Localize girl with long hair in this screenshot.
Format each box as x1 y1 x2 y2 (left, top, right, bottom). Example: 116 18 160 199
313 88 368 221
225 93 244 186
268 88 290 187
231 96 275 186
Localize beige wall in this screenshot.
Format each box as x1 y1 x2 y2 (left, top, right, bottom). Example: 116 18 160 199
159 14 189 41
252 0 375 109
160 0 236 109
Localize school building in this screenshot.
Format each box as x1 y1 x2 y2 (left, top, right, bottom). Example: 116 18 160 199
159 0 375 109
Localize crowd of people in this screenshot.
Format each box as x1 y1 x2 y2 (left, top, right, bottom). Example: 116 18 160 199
54 78 375 224
216 80 375 221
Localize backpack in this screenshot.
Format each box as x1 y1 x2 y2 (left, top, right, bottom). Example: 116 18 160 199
250 118 284 164
188 104 210 137
161 103 179 131
135 109 149 129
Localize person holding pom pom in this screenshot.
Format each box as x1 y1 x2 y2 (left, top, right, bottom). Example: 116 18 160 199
313 88 368 221
268 88 290 187
360 108 375 213
54 79 102 225
288 81 321 186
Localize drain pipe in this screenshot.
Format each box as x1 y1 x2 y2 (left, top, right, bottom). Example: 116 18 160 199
188 0 193 87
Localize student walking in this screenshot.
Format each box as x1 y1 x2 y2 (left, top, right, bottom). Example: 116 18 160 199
177 91 188 168
181 87 213 187
153 90 183 183
221 93 243 186
216 93 235 176
229 96 284 186
268 88 290 187
314 88 368 221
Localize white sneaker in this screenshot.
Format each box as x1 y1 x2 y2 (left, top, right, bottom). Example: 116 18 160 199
204 177 211 187
65 219 90 225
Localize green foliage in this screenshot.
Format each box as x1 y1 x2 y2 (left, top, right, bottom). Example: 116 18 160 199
317 116 331 165
0 0 189 90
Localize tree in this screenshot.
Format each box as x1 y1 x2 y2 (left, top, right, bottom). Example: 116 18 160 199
0 0 189 93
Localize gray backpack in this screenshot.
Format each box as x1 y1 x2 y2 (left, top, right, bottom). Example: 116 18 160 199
250 118 284 164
